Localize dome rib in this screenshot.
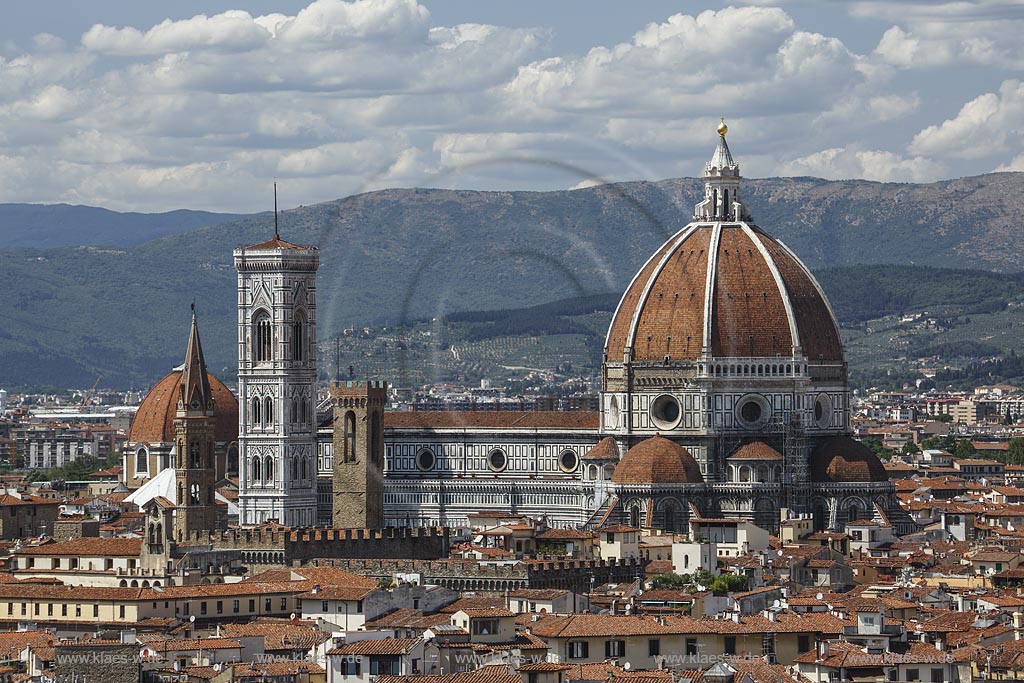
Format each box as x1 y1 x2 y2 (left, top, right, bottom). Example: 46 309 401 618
744 224 801 355
622 223 702 355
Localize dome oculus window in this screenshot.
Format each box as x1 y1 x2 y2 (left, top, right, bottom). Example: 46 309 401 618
559 449 579 473
814 393 832 430
487 449 508 473
735 394 769 429
651 394 682 430
416 448 436 472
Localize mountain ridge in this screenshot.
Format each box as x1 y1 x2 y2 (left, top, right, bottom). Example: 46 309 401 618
1 171 1022 388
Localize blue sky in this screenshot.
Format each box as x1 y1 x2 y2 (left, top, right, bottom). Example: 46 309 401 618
0 0 1022 211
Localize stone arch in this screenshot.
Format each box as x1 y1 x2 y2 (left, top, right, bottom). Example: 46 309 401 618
119 579 128 587
811 498 830 532
754 498 775 531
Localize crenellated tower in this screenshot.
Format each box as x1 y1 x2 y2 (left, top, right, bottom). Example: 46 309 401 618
235 205 320 527
331 381 387 529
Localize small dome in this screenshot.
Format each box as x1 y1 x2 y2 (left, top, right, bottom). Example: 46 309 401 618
582 436 619 460
810 436 888 483
128 371 238 444
612 436 704 485
727 442 783 460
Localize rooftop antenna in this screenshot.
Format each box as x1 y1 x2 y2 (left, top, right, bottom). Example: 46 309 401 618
273 182 279 239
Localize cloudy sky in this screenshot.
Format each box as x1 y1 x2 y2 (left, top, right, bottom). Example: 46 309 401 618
1 0 1022 212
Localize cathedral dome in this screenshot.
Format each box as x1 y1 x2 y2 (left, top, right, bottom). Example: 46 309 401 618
605 223 843 363
809 436 888 483
128 370 238 444
605 124 843 365
611 435 704 485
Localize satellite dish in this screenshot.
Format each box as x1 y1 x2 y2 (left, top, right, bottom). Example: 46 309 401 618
290 612 298 619
696 584 706 592
777 550 784 557
773 600 781 608
816 592 824 600
623 662 631 671
189 616 196 623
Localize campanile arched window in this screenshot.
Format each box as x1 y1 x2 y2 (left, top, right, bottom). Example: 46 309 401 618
253 311 272 363
264 397 274 425
292 311 307 362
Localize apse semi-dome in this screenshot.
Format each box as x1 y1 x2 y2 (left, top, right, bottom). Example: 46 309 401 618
810 436 888 483
611 435 704 485
128 370 239 444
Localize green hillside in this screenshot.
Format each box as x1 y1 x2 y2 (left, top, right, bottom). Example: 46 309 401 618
2 172 1024 388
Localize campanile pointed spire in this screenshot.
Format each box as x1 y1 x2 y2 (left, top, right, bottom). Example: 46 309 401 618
179 306 214 415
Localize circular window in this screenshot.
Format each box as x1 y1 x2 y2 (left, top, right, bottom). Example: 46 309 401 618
735 394 769 429
416 448 436 472
487 449 508 473
814 394 832 429
651 394 682 430
559 449 579 473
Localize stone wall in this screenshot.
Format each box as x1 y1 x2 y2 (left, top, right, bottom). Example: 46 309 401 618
52 519 101 542
55 643 139 683
185 526 449 566
310 556 646 594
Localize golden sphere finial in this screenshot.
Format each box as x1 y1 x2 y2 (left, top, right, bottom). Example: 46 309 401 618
717 116 728 137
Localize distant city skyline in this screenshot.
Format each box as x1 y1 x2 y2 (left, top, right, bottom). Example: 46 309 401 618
0 0 1021 212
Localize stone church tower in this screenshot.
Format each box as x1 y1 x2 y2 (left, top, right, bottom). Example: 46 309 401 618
235 213 319 527
173 312 218 539
331 381 387 528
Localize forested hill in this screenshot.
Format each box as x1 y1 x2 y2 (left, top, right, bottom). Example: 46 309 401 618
1 171 1023 388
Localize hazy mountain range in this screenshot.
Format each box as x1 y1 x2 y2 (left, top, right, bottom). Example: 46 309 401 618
1 171 1022 388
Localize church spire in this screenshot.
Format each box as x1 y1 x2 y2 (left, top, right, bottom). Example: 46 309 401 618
179 306 214 415
694 117 750 222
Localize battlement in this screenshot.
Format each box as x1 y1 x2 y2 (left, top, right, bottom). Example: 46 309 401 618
183 525 448 565
330 380 389 398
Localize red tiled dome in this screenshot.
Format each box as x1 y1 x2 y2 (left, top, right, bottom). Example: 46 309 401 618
128 371 238 444
611 436 704 485
605 223 843 363
727 441 783 460
810 436 888 483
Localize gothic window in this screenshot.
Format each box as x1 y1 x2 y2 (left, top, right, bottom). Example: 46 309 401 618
344 411 357 462
252 456 262 483
629 506 640 528
301 457 308 480
291 457 299 480
190 441 201 469
252 397 261 426
292 311 306 362
664 504 677 533
227 445 238 474
190 483 200 505
253 311 273 363
136 447 148 475
264 456 274 484
264 397 274 425
291 398 297 424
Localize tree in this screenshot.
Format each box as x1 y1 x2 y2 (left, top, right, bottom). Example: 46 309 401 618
1009 438 1024 466
902 441 921 455
650 572 690 589
955 440 977 459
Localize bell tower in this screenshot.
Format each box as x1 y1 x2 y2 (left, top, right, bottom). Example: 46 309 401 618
173 311 218 539
331 381 387 528
235 196 320 527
